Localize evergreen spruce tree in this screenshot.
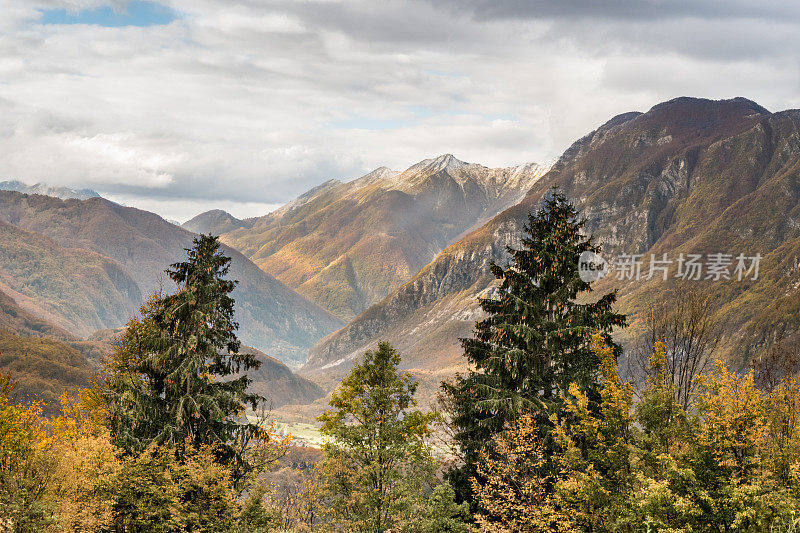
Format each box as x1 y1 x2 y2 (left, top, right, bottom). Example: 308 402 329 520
106 235 262 475
444 188 625 504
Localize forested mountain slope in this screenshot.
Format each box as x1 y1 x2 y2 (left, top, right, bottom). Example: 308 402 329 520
0 192 343 366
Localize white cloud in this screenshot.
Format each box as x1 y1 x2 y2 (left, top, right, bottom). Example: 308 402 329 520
103 192 281 223
0 0 799 220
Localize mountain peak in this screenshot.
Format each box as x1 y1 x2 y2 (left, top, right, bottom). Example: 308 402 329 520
349 166 400 187
182 209 244 235
370 165 396 175
409 154 468 173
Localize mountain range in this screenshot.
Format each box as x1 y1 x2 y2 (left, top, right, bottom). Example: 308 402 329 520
302 97 800 397
0 180 100 200
3 96 800 414
187 155 549 321
0 191 343 368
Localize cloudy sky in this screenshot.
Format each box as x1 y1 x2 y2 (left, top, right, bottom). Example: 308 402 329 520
1 0 799 222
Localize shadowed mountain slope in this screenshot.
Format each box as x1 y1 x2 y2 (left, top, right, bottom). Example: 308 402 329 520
304 97 800 391
0 192 343 366
220 156 549 320
0 219 141 336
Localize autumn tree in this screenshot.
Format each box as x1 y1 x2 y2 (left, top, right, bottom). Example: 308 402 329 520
47 392 121 531
628 285 719 409
547 335 636 531
622 342 699 530
472 415 576 532
687 362 767 530
444 189 625 504
0 370 55 531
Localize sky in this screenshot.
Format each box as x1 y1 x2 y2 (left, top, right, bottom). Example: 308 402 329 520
1 0 799 222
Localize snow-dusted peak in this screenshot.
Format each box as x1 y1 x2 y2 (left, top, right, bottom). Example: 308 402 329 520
269 178 343 219
349 166 400 188
0 180 100 201
506 160 554 180
407 154 469 174
367 166 400 179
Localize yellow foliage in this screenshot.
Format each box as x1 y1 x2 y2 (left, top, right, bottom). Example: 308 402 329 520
473 415 577 533
693 360 765 479
46 393 122 531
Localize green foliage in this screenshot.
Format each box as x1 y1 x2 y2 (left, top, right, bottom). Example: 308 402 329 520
408 484 474 533
445 189 626 504
104 445 184 532
104 443 282 533
317 341 447 532
104 235 263 479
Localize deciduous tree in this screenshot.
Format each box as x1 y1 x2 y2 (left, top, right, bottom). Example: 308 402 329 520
317 342 441 532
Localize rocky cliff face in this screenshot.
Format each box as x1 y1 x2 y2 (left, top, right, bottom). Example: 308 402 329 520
304 97 800 391
221 155 549 321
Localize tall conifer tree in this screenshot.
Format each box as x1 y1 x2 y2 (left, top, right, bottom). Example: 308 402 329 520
107 235 262 472
444 189 625 504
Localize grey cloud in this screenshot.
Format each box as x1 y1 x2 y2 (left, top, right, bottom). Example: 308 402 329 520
422 0 800 22
1 0 799 220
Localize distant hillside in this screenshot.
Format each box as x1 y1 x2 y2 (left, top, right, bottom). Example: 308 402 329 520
183 209 246 235
0 326 323 415
0 219 141 336
0 287 76 340
222 156 549 320
0 330 94 414
304 97 800 393
235 345 324 408
0 192 343 366
0 180 100 200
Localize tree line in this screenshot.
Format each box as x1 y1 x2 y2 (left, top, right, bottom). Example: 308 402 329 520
3 190 800 531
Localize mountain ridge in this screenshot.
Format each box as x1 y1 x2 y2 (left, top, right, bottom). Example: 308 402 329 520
0 180 100 200
219 156 550 320
0 191 343 366
303 97 800 394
